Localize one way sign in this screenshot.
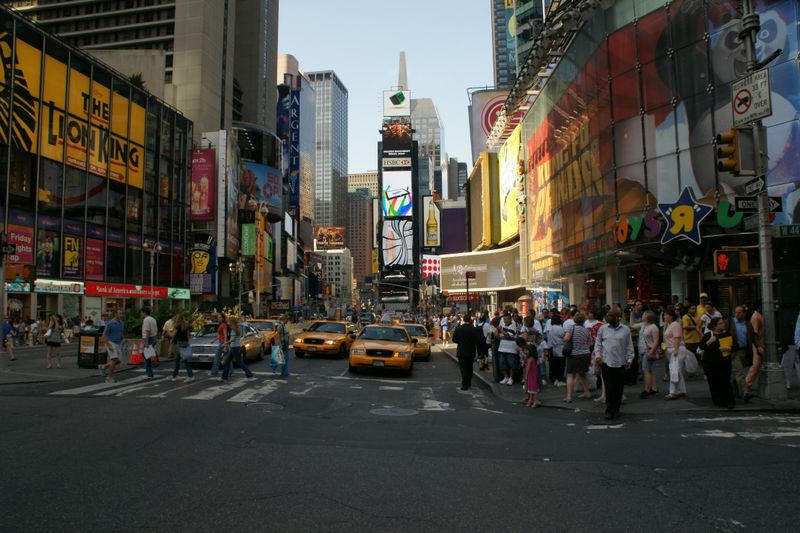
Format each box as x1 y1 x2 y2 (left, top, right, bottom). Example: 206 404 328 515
735 196 782 213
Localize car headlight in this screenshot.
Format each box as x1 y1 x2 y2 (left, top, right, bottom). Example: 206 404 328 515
396 351 412 358
351 349 366 355
324 340 337 345
293 338 303 344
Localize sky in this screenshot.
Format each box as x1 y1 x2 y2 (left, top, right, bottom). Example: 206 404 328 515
277 0 494 174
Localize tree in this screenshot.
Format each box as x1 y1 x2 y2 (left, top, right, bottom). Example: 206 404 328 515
128 73 147 91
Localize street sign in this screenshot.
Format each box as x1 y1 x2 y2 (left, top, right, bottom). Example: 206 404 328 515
744 176 765 196
0 244 16 255
466 271 476 279
732 69 772 127
779 225 800 237
734 196 782 213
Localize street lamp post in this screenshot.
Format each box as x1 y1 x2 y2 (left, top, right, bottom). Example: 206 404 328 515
143 240 163 309
229 258 245 311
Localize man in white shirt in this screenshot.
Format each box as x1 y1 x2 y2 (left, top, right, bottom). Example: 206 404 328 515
141 307 158 379
496 313 520 386
595 309 634 420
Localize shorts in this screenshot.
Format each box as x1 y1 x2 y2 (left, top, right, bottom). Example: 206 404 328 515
640 353 663 370
498 351 518 372
106 341 122 360
45 341 61 348
566 354 590 374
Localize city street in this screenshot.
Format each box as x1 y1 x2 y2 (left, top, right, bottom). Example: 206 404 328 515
1 346 799 532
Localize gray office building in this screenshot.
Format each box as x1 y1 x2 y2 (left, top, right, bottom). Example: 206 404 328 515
308 70 348 228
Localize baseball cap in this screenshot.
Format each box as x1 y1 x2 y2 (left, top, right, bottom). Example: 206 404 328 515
700 292 709 298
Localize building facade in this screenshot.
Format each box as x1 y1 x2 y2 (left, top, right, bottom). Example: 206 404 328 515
346 188 372 287
1 6 192 321
5 0 279 138
347 170 379 198
308 70 348 228
490 0 515 90
320 248 353 308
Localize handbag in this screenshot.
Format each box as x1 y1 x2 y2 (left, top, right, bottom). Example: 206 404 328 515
681 346 699 373
143 345 156 359
44 328 53 340
178 342 192 361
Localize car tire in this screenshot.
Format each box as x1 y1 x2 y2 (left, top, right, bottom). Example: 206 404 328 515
338 344 348 359
403 362 413 377
348 363 356 374
423 351 431 362
256 344 264 361
295 351 304 358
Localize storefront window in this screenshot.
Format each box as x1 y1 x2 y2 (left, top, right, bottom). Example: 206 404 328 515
143 192 156 235
8 148 35 209
86 173 106 224
63 167 86 221
585 273 606 310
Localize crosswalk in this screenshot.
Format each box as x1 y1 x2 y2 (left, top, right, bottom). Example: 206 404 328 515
46 370 500 413
679 414 800 449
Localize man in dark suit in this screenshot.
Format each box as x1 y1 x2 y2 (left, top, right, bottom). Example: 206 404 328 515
452 314 479 391
728 305 757 399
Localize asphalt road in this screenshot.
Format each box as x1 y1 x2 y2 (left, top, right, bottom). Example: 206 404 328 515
1 348 799 532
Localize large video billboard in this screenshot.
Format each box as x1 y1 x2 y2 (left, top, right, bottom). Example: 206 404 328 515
383 90 411 117
441 243 521 292
315 226 345 250
0 33 145 187
498 126 520 242
381 170 413 217
190 149 216 221
381 219 414 268
240 161 282 216
422 196 441 247
381 121 412 161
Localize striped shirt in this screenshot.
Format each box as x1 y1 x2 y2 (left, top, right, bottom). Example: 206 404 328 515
595 323 634 368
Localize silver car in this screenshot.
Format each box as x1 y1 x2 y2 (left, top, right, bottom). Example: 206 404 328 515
188 322 266 363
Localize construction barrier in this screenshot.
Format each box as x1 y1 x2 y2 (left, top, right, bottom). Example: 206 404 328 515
128 339 145 365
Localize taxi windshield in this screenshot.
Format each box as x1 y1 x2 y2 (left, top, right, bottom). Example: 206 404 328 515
252 322 274 331
360 327 410 342
308 322 345 334
404 326 427 337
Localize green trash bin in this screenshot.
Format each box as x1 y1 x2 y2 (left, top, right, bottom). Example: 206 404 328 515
77 330 109 369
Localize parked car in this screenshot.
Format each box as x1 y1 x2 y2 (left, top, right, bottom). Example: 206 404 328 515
292 321 358 358
348 325 417 376
399 323 431 361
188 322 265 363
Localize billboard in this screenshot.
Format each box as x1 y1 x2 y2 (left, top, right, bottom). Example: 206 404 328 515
241 224 255 256
85 238 105 281
372 198 380 249
289 90 301 208
190 149 216 221
422 196 440 247
383 90 411 117
381 170 413 217
206 131 241 260
62 234 82 279
498 126 521 242
240 162 282 216
6 224 34 265
0 33 145 187
381 219 414 267
36 231 60 278
468 90 508 163
440 243 521 292
381 121 412 161
315 227 345 250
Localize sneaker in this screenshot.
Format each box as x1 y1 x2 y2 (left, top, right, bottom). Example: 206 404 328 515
215 377 223 382
168 376 177 382
500 377 508 385
105 377 116 383
184 377 195 383
97 364 107 377
506 379 514 386
247 375 257 381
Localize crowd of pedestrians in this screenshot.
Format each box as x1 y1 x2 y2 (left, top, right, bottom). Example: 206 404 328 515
451 292 796 418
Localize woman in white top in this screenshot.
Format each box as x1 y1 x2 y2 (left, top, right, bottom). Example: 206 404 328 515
663 308 686 399
548 314 566 386
638 311 662 399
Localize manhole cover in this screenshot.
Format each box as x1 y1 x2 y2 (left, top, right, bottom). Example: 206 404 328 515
370 407 418 417
246 402 284 412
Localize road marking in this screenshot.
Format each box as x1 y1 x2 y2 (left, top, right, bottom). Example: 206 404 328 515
419 387 451 411
681 430 737 438
473 407 504 414
379 386 404 391
140 378 207 398
330 376 415 385
227 381 280 403
586 424 624 430
687 416 800 423
289 386 313 396
50 375 148 396
183 379 248 400
94 377 169 396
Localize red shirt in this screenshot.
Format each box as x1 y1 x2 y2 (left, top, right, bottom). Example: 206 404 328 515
216 323 227 342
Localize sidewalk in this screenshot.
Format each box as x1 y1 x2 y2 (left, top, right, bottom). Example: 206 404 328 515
0 343 138 385
437 345 800 414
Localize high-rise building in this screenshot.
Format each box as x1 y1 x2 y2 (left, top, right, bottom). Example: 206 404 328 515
514 1 550 72
308 70 348 228
347 171 379 198
4 0 279 138
490 0 515 89
346 189 373 286
320 249 353 308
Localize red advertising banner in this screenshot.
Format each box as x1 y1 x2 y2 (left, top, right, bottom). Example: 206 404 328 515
85 238 105 281
85 282 168 299
190 148 216 221
6 224 34 264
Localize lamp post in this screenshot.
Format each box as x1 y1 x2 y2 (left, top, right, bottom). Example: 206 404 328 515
229 258 245 311
143 240 163 309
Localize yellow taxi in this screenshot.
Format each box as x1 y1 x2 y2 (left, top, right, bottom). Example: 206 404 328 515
399 323 431 361
293 321 357 359
348 324 417 376
248 319 282 347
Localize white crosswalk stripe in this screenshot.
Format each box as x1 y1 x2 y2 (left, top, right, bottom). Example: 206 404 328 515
50 375 148 396
227 380 280 403
184 379 248 400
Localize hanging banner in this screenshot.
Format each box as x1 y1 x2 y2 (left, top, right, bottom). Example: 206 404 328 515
190 148 216 221
85 238 105 281
241 223 255 256
6 224 34 264
62 234 82 279
36 231 60 278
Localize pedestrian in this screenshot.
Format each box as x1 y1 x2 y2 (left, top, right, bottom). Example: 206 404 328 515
140 307 158 380
627 300 644 386
695 292 710 322
783 311 800 389
278 315 290 378
682 304 701 361
209 313 228 378
475 311 491 371
440 314 450 347
522 339 542 408
219 316 256 382
3 317 16 361
161 313 177 360
699 318 736 409
637 311 661 398
452 313 479 391
745 301 764 401
595 309 634 420
496 312 520 386
99 309 124 381
728 305 758 400
44 314 65 369
169 313 195 382
532 331 548 387
547 314 566 387
663 308 687 400
563 312 593 402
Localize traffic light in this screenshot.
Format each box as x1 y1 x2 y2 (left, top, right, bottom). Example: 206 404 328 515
716 129 739 174
713 249 749 275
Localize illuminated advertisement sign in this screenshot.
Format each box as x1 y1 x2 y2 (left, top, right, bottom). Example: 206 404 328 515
0 34 145 187
381 219 414 268
34 279 85 294
441 243 521 292
498 126 520 242
381 121 412 161
289 90 301 208
241 162 282 216
85 282 167 299
62 234 82 279
468 90 507 163
422 196 441 247
190 148 216 221
381 170 413 217
314 227 345 250
383 90 411 117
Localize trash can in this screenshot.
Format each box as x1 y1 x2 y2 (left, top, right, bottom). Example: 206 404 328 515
77 330 108 369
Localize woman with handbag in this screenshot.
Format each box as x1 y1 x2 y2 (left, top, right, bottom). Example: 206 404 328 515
562 312 593 402
219 316 255 382
638 311 662 398
168 313 194 383
45 314 65 369
663 309 686 400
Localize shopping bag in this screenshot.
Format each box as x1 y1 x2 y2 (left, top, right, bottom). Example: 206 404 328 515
270 345 285 366
669 356 680 384
143 345 156 359
178 342 192 361
682 346 698 374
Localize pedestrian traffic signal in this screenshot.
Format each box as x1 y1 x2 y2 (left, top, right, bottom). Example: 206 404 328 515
713 249 749 274
716 129 739 174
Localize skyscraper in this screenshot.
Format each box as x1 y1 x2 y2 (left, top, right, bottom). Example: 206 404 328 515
346 189 373 286
4 0 279 137
490 0 515 89
347 171 380 198
308 70 349 228
410 98 444 178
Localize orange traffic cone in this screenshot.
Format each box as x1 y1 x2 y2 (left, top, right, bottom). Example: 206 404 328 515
129 340 145 365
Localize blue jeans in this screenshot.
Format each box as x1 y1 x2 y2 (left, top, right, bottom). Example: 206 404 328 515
210 344 225 376
499 351 517 372
281 343 290 377
222 346 252 379
145 336 157 377
172 350 193 378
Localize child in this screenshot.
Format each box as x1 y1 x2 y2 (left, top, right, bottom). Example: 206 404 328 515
533 332 548 387
520 338 542 408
